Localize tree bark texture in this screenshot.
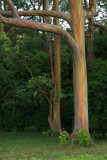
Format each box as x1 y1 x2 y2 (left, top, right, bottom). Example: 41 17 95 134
0 10 70 24
87 20 94 62
87 0 96 62
53 0 62 132
42 0 56 132
69 0 89 138
0 15 79 54
0 0 3 32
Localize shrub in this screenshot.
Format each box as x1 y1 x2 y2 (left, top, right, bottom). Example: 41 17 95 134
76 129 90 147
59 130 69 145
71 138 78 145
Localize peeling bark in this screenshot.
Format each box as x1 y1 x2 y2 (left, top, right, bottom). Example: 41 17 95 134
42 0 56 132
69 0 89 139
87 0 97 63
53 0 62 132
87 20 94 62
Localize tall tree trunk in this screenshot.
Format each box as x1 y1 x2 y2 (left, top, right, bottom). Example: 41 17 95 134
42 0 61 132
53 0 62 132
42 0 54 131
87 0 96 62
87 20 94 62
0 0 3 32
69 0 89 138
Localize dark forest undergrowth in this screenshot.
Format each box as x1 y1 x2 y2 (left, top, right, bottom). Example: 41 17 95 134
0 131 107 160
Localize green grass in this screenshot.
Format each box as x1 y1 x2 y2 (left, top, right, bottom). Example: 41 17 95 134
0 131 107 160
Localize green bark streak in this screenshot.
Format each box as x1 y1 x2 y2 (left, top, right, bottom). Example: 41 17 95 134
69 0 89 137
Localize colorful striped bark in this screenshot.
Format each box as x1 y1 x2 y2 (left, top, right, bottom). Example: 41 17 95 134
69 0 89 138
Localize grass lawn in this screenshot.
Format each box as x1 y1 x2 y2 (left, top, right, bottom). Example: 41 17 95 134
0 131 107 160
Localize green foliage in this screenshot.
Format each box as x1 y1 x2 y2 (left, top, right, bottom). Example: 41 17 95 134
0 30 49 132
59 130 69 145
88 59 107 139
93 29 107 59
76 129 90 147
43 129 60 138
60 0 69 12
0 20 107 141
71 138 78 145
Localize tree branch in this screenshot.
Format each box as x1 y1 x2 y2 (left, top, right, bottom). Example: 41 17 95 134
0 10 71 24
38 0 42 10
29 0 36 10
4 0 19 18
16 56 51 105
84 10 98 19
0 14 79 55
92 22 107 33
0 9 98 23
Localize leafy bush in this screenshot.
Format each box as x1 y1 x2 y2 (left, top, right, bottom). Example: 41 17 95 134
59 130 69 145
76 129 90 147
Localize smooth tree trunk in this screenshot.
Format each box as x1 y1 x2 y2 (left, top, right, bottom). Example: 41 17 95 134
53 0 61 132
48 0 62 132
69 0 89 138
87 20 94 62
42 0 62 132
0 0 3 32
87 0 96 62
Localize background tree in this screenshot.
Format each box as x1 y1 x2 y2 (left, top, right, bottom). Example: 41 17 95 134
87 0 96 62
0 0 3 32
69 0 89 139
0 0 107 141
52 0 61 132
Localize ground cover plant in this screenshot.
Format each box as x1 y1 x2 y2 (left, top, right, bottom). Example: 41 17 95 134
0 131 107 160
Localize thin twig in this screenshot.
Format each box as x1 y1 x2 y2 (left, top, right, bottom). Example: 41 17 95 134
29 0 36 10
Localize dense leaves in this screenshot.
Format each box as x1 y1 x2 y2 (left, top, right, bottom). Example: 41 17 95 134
0 27 106 139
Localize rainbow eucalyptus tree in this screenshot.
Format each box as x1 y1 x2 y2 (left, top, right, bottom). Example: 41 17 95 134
0 0 107 143
52 0 62 132
84 0 107 62
42 0 62 133
86 0 96 62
